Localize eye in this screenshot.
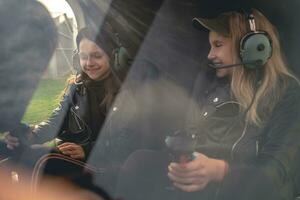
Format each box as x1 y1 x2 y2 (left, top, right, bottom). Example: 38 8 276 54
92 53 103 59
215 41 223 48
78 53 88 60
78 52 103 60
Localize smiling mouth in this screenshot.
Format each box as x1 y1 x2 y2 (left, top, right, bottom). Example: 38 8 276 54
212 61 223 66
208 61 223 68
86 68 100 72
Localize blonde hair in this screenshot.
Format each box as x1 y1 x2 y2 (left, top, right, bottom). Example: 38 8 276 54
226 9 298 126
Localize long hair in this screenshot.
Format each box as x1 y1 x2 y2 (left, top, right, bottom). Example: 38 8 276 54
227 9 298 126
74 26 119 110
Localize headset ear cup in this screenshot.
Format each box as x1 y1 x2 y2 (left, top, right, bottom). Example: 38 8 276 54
72 49 81 72
240 31 272 69
113 46 132 73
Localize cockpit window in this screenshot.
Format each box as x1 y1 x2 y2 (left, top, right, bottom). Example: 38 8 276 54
1 1 300 200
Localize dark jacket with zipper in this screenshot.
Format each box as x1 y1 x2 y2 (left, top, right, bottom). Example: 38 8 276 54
31 80 110 159
186 72 300 200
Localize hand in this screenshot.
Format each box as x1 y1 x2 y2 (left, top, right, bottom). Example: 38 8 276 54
4 132 20 149
57 142 85 160
168 152 228 192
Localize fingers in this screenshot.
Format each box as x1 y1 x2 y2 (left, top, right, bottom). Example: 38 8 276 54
167 153 211 192
58 147 78 155
168 171 203 185
173 182 207 192
70 154 84 159
57 142 75 148
168 155 204 173
57 142 85 159
4 133 20 149
57 143 76 151
168 163 208 192
168 163 202 178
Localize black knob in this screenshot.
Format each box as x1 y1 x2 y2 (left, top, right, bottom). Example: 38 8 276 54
257 44 265 51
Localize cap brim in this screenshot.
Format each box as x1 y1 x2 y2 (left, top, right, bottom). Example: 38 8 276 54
192 18 212 32
192 15 230 37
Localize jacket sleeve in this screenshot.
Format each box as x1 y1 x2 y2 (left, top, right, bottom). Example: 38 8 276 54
29 84 75 144
219 82 300 200
80 141 94 160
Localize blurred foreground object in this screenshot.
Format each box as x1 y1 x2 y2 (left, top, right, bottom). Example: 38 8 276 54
0 0 57 131
0 166 105 200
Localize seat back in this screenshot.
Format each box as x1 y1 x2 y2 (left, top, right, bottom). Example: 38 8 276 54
31 153 101 193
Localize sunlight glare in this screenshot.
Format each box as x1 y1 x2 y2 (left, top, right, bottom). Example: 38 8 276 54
37 0 75 18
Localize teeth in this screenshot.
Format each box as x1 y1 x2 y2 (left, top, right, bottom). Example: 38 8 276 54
213 63 222 66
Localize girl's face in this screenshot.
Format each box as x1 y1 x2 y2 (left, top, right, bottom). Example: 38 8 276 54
207 31 236 78
79 38 110 81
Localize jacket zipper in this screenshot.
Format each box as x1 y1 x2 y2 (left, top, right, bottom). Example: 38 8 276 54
230 120 248 159
70 107 83 130
74 114 83 130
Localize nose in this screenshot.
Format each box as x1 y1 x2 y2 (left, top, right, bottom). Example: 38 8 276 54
207 48 215 60
86 56 95 65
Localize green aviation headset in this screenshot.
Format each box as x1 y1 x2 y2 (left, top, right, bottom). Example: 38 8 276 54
193 9 273 70
239 11 272 69
111 33 132 73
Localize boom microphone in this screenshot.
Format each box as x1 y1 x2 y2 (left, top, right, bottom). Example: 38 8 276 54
208 60 263 69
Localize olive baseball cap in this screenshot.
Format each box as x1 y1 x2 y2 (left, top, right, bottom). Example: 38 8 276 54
192 13 230 37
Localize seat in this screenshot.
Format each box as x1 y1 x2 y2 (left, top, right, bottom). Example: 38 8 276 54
31 153 104 193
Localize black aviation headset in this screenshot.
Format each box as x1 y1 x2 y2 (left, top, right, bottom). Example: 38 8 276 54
72 26 132 85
